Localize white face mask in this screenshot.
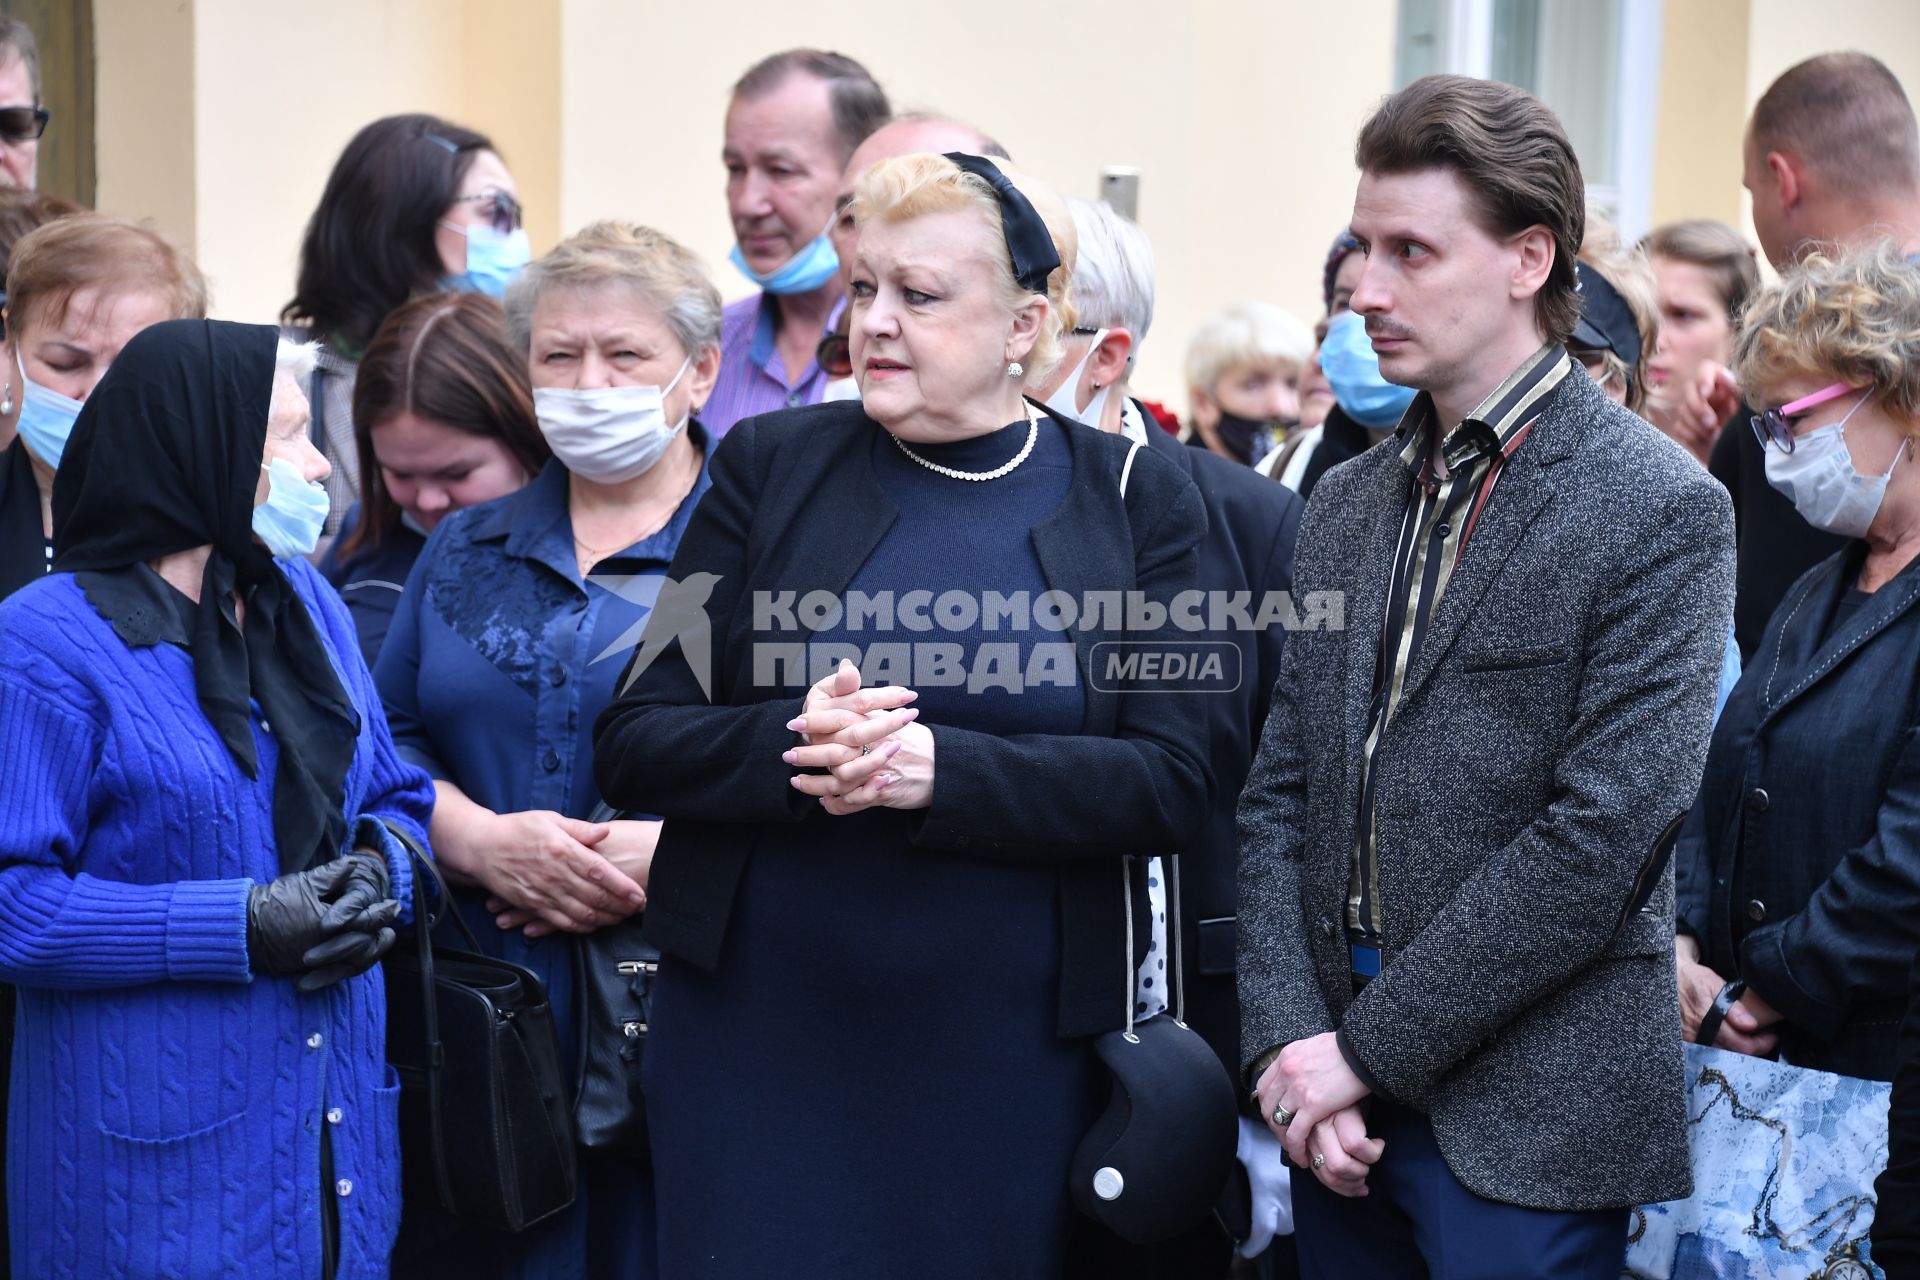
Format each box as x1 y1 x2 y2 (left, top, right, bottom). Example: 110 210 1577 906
534 357 692 484
1040 328 1112 429
1763 394 1904 539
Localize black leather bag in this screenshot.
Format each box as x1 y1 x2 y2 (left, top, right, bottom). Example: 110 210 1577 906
571 803 659 1157
382 833 578 1233
1070 855 1239 1244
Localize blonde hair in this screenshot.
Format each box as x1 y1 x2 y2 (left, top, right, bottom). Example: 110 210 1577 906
1733 242 1920 427
1641 218 1760 322
6 212 209 338
1577 215 1660 414
505 220 723 359
1183 301 1312 397
850 153 1078 382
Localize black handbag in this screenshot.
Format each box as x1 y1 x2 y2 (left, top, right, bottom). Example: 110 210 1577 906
1070 854 1240 1243
382 832 578 1232
570 803 660 1157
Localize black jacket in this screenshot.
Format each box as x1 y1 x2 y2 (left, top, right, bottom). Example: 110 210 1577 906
0 437 44 602
1140 410 1302 1071
1676 542 1920 1080
1708 415 1848 659
593 400 1214 1037
1297 404 1379 502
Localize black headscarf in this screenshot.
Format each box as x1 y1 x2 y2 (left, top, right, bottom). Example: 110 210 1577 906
51 319 359 876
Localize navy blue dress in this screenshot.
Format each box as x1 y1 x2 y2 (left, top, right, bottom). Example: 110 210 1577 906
318 505 427 671
375 441 712 1280
645 417 1102 1279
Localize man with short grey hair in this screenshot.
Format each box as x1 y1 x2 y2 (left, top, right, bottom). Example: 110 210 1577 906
705 49 888 436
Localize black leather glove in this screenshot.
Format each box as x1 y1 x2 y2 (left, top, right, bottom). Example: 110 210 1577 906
247 852 400 990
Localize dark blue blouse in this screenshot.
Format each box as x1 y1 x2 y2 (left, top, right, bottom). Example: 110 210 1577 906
373 438 712 1060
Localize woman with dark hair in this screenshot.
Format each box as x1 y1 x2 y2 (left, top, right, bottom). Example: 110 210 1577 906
319 292 547 666
282 113 529 534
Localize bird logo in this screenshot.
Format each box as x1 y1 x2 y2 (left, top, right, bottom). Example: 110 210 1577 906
588 571 724 702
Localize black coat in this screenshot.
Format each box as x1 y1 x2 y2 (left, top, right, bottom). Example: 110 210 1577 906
1876 941 1920 1273
1140 411 1302 1072
1676 542 1920 1080
593 400 1214 1037
0 437 44 602
1708 413 1848 659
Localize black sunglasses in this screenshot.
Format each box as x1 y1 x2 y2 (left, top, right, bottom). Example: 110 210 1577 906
0 107 48 146
451 188 523 236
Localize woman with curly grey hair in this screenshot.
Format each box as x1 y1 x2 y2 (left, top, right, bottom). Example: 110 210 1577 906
1673 241 1920 1082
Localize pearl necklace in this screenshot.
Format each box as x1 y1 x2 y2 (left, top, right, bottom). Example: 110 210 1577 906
891 407 1040 482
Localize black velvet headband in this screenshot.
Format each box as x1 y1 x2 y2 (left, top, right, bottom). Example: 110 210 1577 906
944 152 1061 295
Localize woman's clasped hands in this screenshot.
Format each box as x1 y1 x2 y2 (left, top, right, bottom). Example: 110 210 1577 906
785 658 935 814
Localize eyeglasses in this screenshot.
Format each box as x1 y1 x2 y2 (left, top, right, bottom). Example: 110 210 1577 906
1750 382 1857 454
0 107 49 145
451 189 523 236
815 329 852 380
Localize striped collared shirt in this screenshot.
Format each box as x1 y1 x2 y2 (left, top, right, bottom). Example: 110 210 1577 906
1346 343 1573 943
704 292 848 439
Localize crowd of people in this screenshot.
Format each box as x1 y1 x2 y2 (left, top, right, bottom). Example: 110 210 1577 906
0 11 1918 1279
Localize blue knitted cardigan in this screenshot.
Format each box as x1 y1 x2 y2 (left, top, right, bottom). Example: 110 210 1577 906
0 557 433 1279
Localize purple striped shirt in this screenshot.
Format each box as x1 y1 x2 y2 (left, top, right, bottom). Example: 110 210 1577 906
704 292 847 438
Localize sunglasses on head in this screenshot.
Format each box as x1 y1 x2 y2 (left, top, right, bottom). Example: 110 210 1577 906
451 188 523 236
0 106 48 146
1750 382 1858 454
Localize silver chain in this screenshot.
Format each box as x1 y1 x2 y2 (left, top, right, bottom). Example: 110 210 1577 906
891 407 1040 482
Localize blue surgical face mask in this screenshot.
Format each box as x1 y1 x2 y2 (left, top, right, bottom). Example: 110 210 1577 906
252 457 331 559
440 220 532 298
1319 310 1417 428
14 346 85 468
728 215 840 295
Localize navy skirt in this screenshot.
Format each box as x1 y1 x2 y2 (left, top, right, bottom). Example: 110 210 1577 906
644 810 1099 1279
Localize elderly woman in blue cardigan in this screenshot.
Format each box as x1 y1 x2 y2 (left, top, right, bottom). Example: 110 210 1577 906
0 320 433 1279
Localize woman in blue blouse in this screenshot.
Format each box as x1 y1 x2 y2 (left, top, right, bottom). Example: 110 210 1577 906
0 320 433 1278
375 221 721 1279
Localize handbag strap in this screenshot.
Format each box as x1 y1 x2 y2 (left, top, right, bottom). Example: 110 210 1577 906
1120 854 1189 1037
383 823 467 1205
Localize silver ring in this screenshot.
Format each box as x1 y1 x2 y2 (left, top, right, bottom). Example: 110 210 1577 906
1311 1153 1326 1170
1272 1103 1294 1128
860 743 871 756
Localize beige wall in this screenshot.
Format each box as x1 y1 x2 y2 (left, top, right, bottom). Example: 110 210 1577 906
1649 0 1750 230
95 0 197 250
96 0 561 326
558 0 1397 408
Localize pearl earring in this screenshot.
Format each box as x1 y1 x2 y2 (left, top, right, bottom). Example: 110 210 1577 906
0 377 12 418
1006 361 1024 379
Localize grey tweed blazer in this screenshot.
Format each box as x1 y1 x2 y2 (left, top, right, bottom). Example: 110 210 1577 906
1236 368 1735 1211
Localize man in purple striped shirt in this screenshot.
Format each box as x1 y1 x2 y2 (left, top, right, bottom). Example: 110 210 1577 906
707 50 888 438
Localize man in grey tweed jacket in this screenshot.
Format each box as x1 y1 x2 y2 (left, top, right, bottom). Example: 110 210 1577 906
1237 76 1735 1277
